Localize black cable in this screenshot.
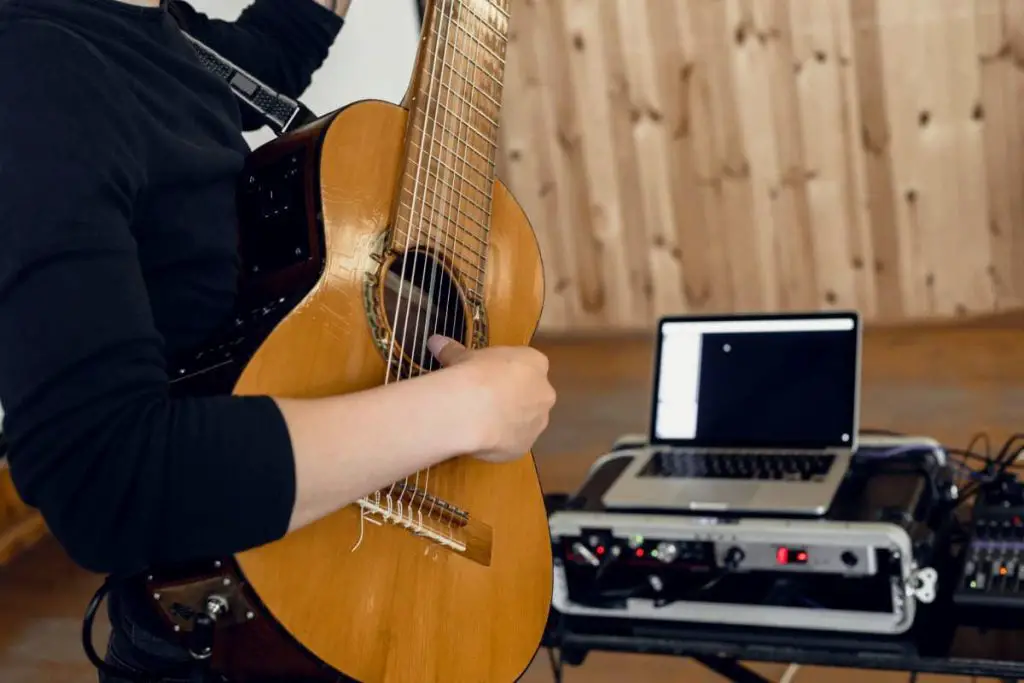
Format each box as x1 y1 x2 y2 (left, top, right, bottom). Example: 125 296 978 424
947 448 991 466
82 578 158 683
861 428 989 493
546 610 568 683
959 433 1024 503
947 431 995 488
992 433 1024 475
547 647 563 683
965 432 992 463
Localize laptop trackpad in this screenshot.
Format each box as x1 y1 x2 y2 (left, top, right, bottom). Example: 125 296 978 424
678 483 754 511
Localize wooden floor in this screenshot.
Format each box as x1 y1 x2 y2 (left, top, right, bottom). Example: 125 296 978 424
6 315 1024 682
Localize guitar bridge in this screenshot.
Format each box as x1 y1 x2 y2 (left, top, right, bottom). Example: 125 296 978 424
355 484 493 567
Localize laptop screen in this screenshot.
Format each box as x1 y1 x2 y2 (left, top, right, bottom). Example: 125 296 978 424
649 313 860 450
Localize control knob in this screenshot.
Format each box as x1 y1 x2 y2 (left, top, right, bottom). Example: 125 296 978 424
571 542 600 567
725 546 745 568
656 542 679 563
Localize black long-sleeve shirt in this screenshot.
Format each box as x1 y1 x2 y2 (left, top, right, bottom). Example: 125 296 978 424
0 0 343 575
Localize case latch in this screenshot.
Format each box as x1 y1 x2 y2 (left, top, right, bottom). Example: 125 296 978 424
907 566 938 603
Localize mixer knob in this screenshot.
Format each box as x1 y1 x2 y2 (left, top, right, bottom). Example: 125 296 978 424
656 542 679 563
725 546 746 567
571 542 600 567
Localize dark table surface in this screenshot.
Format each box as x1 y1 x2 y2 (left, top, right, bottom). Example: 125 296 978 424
543 607 1024 680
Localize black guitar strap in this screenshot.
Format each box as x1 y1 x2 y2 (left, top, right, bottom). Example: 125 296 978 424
167 3 318 136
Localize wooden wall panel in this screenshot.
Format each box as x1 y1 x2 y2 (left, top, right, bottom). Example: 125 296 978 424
498 0 1024 332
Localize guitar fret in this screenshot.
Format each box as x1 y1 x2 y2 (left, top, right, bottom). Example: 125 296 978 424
402 166 491 218
406 141 492 199
400 189 490 244
393 215 487 267
417 69 499 129
409 119 495 166
397 203 488 250
425 18 504 87
455 0 509 41
403 169 490 232
422 54 501 110
486 0 509 20
440 17 506 66
416 100 493 149
400 195 489 250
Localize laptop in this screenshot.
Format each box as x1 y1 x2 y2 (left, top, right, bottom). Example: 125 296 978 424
601 311 862 516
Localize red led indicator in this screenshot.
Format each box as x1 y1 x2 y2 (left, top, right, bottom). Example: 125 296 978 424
596 545 605 556
636 548 645 558
776 547 809 565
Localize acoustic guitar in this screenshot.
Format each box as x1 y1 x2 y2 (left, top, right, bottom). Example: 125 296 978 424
147 1 553 681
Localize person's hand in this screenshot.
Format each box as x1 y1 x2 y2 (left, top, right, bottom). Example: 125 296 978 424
427 335 556 463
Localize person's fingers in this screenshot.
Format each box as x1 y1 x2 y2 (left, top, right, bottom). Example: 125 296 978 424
427 335 468 366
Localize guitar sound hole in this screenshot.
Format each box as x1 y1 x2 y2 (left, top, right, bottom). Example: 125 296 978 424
381 248 468 374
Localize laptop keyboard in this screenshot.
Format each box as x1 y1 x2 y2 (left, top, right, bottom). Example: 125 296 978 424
637 450 836 482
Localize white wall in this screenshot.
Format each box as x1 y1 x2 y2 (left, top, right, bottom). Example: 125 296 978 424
189 0 421 148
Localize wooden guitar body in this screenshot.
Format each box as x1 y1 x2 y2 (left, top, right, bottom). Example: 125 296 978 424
148 99 552 682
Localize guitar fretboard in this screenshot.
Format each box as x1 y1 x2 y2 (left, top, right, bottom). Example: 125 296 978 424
392 0 510 300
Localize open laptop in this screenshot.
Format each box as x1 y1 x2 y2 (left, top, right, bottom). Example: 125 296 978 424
601 311 862 516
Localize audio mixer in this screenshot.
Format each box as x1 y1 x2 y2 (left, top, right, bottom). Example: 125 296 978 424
954 476 1024 609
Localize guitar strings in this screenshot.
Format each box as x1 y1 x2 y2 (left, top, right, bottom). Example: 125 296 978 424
378 0 451 528
432 0 479 544
420 1 505 537
436 0 495 352
357 0 503 546
434 1 505 351
421 0 497 525
397 0 451 387
405 0 457 523
434 0 480 355
416 0 464 370
408 0 463 526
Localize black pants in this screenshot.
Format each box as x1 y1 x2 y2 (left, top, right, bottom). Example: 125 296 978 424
100 586 218 683
98 585 357 683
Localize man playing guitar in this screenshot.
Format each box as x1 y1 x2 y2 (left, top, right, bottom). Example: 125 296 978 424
0 1 556 680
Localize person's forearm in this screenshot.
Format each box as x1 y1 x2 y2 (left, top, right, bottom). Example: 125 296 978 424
314 0 353 18
276 365 490 532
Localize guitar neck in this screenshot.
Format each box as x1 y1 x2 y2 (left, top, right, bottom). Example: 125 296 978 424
389 0 511 279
